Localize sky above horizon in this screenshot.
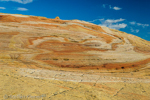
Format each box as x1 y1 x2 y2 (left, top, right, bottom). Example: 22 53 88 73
0 0 150 41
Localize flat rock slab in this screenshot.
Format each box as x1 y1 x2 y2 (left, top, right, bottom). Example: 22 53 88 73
20 68 150 83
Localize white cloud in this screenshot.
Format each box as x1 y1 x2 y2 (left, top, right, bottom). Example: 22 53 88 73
136 29 139 33
102 4 122 10
102 4 106 8
88 19 99 22
130 21 149 28
103 23 127 30
98 18 127 29
131 28 139 33
105 18 125 23
137 23 149 27
88 18 105 23
17 7 28 11
0 7 6 9
113 6 122 10
0 0 33 4
130 21 136 25
99 18 104 21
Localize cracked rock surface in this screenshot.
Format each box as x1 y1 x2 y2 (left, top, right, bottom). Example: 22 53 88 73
1 66 150 100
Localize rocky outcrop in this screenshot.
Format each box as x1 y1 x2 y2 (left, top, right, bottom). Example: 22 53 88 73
0 13 150 72
0 13 150 100
55 16 60 19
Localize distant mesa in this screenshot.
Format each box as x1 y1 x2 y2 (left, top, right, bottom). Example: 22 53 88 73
55 16 60 19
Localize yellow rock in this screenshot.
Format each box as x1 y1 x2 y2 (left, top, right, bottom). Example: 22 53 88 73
55 16 60 19
0 13 150 100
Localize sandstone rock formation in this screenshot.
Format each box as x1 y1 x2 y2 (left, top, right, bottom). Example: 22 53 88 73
0 13 150 100
0 13 150 72
55 16 60 19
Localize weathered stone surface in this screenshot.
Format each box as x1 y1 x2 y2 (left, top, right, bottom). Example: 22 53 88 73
0 13 150 100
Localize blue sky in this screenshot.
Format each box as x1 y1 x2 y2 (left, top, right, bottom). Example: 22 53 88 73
0 0 150 41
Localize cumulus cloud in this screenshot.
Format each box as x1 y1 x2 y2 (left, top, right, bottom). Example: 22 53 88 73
130 21 149 28
88 18 149 34
98 18 127 29
113 6 122 10
88 18 127 29
129 21 149 33
109 23 127 29
0 0 33 4
131 28 139 33
100 23 127 30
102 4 122 10
17 7 28 11
137 23 149 27
105 18 125 23
130 21 136 25
0 7 6 9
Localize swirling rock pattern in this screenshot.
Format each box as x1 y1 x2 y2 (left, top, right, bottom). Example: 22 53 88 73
0 13 150 72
